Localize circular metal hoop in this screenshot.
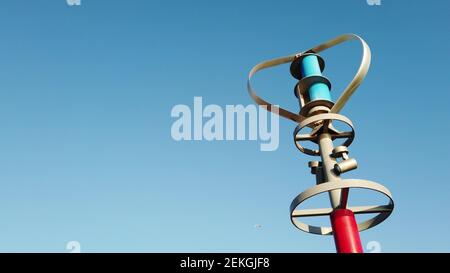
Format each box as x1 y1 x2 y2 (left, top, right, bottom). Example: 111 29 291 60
289 179 394 235
293 113 355 156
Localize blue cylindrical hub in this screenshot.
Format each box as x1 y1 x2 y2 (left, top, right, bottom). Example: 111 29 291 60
300 55 332 102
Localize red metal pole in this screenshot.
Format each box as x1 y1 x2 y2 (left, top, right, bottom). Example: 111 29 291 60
330 209 363 253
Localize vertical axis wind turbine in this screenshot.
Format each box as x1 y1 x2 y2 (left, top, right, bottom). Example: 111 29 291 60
247 34 394 253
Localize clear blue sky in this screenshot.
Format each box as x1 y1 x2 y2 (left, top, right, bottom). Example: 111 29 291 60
0 0 449 252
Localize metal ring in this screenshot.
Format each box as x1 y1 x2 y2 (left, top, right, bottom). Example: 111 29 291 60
289 179 394 235
298 100 334 118
293 113 355 156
